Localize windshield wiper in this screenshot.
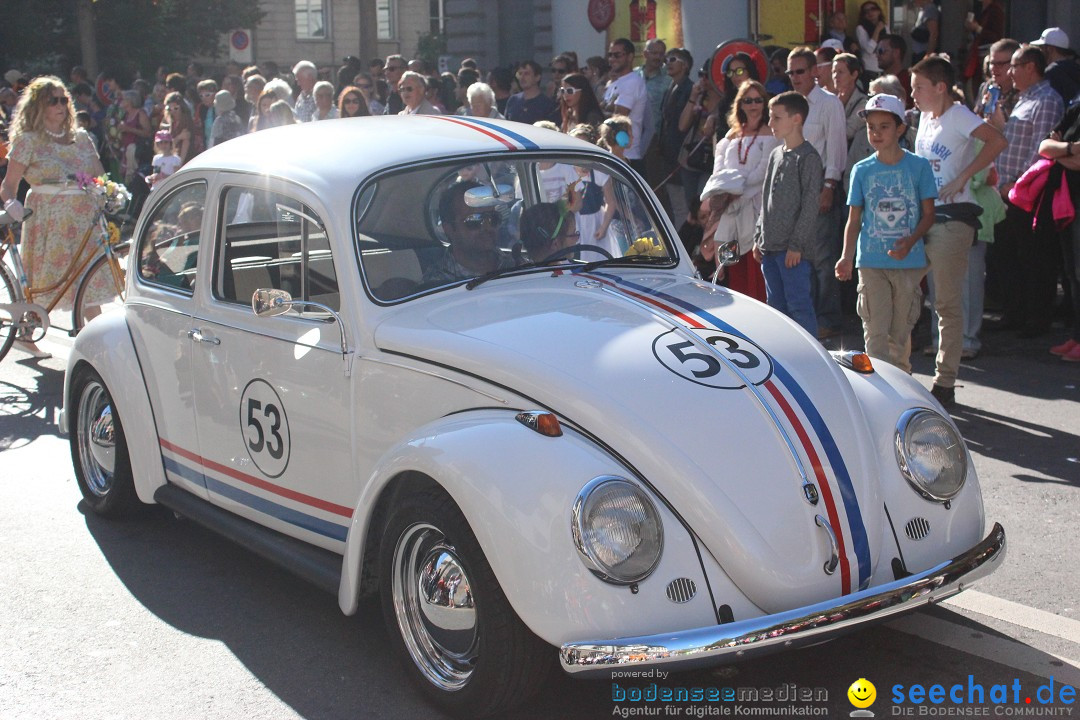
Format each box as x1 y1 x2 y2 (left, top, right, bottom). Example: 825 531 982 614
465 259 552 290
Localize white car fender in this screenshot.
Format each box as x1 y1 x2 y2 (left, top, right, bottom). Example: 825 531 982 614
839 361 985 580
338 409 720 646
62 311 166 505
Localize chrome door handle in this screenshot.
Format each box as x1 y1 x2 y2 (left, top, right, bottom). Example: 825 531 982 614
815 515 839 576
187 328 220 345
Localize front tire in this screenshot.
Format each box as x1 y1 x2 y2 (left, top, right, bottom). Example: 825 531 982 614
69 369 140 517
379 486 550 717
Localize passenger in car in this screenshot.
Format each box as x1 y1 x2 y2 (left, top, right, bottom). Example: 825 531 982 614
519 202 581 263
423 180 513 284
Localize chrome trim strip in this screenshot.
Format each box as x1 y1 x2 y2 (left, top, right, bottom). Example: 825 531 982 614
596 284 815 500
560 523 1005 674
361 356 508 404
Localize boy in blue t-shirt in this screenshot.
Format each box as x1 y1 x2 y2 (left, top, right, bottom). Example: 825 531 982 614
835 94 937 373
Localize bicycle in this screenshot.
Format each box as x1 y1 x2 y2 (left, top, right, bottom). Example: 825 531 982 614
0 180 131 363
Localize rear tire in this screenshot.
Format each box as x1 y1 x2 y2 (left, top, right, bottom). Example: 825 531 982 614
0 262 16 363
69 369 141 517
379 486 551 717
72 243 129 334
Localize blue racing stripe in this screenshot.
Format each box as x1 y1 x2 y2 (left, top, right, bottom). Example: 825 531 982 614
164 456 348 542
163 455 206 487
594 271 872 589
454 116 540 150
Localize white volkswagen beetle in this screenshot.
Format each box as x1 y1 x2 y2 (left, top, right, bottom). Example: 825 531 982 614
62 117 1005 717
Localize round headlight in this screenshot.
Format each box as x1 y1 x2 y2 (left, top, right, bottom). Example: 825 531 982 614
572 476 663 584
895 409 968 502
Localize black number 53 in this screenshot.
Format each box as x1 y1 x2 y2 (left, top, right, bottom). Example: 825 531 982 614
653 329 771 389
246 398 285 459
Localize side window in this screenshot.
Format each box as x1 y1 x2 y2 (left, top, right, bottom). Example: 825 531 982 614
137 183 206 293
217 187 339 311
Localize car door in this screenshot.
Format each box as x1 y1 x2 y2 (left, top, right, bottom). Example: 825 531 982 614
188 177 355 552
128 180 210 500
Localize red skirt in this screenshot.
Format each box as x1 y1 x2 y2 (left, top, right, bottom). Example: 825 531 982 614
725 251 767 303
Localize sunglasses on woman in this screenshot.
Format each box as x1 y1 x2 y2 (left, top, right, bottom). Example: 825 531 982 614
461 212 501 230
344 96 362 104
48 95 70 106
740 96 765 105
727 67 748 78
558 87 580 96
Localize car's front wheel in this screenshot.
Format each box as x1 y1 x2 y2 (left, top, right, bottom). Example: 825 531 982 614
379 486 550 717
70 369 140 517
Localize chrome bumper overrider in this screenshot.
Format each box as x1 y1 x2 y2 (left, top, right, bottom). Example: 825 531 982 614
560 523 1005 675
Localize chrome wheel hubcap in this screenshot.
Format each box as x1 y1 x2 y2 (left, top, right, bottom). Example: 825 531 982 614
76 381 116 497
392 522 478 691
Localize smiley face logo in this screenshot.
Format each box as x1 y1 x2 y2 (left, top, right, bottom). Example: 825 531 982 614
848 678 877 709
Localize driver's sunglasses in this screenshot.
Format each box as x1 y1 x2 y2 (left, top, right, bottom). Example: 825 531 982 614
462 212 502 230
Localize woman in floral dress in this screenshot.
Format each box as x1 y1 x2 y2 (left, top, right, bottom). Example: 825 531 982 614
1 76 105 356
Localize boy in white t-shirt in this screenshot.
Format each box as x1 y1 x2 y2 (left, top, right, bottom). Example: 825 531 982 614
911 56 1007 408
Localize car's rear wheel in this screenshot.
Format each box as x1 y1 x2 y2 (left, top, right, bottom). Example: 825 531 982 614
70 369 140 517
379 486 550 717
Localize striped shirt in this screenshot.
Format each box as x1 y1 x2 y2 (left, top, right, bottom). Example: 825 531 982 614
999 80 1064 186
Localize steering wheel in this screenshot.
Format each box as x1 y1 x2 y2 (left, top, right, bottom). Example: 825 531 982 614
539 244 614 265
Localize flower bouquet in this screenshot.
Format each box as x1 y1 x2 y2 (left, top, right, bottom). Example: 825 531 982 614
73 172 132 214
624 236 668 257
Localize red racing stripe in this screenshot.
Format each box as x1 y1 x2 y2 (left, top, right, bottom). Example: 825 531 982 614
764 381 851 594
584 272 852 593
159 438 353 518
428 115 518 150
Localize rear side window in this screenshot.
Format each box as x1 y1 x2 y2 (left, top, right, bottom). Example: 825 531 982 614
136 183 207 293
216 187 339 311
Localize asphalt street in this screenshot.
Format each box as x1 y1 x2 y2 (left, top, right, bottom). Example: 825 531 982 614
1 319 1077 720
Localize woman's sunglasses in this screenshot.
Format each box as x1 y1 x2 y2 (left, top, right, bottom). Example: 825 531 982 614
740 96 765 105
558 87 580 96
344 96 362 104
48 95 70 106
726 67 749 78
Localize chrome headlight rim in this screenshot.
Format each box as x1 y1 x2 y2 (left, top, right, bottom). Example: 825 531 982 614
894 408 968 503
571 475 664 585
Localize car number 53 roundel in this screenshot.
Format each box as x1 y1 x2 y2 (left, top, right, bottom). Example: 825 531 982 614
652 328 773 389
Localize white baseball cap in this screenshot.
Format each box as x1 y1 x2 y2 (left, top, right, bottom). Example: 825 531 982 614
821 39 844 53
1032 27 1070 50
859 94 907 125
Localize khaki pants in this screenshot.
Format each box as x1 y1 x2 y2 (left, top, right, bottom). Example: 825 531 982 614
924 221 975 388
857 266 926 373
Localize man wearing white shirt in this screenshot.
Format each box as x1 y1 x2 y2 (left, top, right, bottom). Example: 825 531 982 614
604 37 649 175
788 47 848 338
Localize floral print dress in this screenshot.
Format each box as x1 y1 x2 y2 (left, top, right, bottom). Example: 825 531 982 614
9 129 103 311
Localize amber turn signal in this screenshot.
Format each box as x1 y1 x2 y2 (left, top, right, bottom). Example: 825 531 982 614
515 410 563 437
832 350 875 374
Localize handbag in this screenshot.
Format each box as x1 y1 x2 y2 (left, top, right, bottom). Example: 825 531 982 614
679 134 713 173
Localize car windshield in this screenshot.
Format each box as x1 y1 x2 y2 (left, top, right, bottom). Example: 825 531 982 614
354 155 676 301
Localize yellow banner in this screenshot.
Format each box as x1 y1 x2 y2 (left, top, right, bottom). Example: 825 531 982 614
606 0 684 58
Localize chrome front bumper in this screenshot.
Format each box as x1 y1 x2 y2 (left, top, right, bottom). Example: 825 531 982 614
560 523 1005 675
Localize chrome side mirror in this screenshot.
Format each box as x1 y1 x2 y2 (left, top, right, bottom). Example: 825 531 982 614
716 239 740 267
252 288 293 317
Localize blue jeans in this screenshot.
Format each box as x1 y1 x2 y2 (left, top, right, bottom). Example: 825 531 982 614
761 251 818 336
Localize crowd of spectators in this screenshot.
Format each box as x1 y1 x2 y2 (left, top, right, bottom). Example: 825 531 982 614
2 1 1079 397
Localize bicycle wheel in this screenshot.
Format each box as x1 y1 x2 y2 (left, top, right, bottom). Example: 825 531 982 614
72 242 130 334
0 261 17 363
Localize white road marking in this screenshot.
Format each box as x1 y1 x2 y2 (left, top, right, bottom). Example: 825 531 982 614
887 614 1080 687
943 590 1080 646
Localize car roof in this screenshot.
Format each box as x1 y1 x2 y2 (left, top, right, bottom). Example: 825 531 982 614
180 115 601 203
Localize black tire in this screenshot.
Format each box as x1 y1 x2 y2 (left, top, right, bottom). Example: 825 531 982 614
379 486 551 717
71 242 129 334
0 261 16 363
69 369 141 518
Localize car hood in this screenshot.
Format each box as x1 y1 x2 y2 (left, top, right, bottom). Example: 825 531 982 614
374 270 884 611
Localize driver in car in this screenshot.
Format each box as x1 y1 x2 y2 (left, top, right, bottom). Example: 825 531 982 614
423 180 514 284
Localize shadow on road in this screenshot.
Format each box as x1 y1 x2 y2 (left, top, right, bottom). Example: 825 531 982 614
78 498 1074 719
0 361 65 451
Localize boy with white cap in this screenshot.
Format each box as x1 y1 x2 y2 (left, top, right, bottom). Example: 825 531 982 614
1032 27 1080 105
836 94 937 376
